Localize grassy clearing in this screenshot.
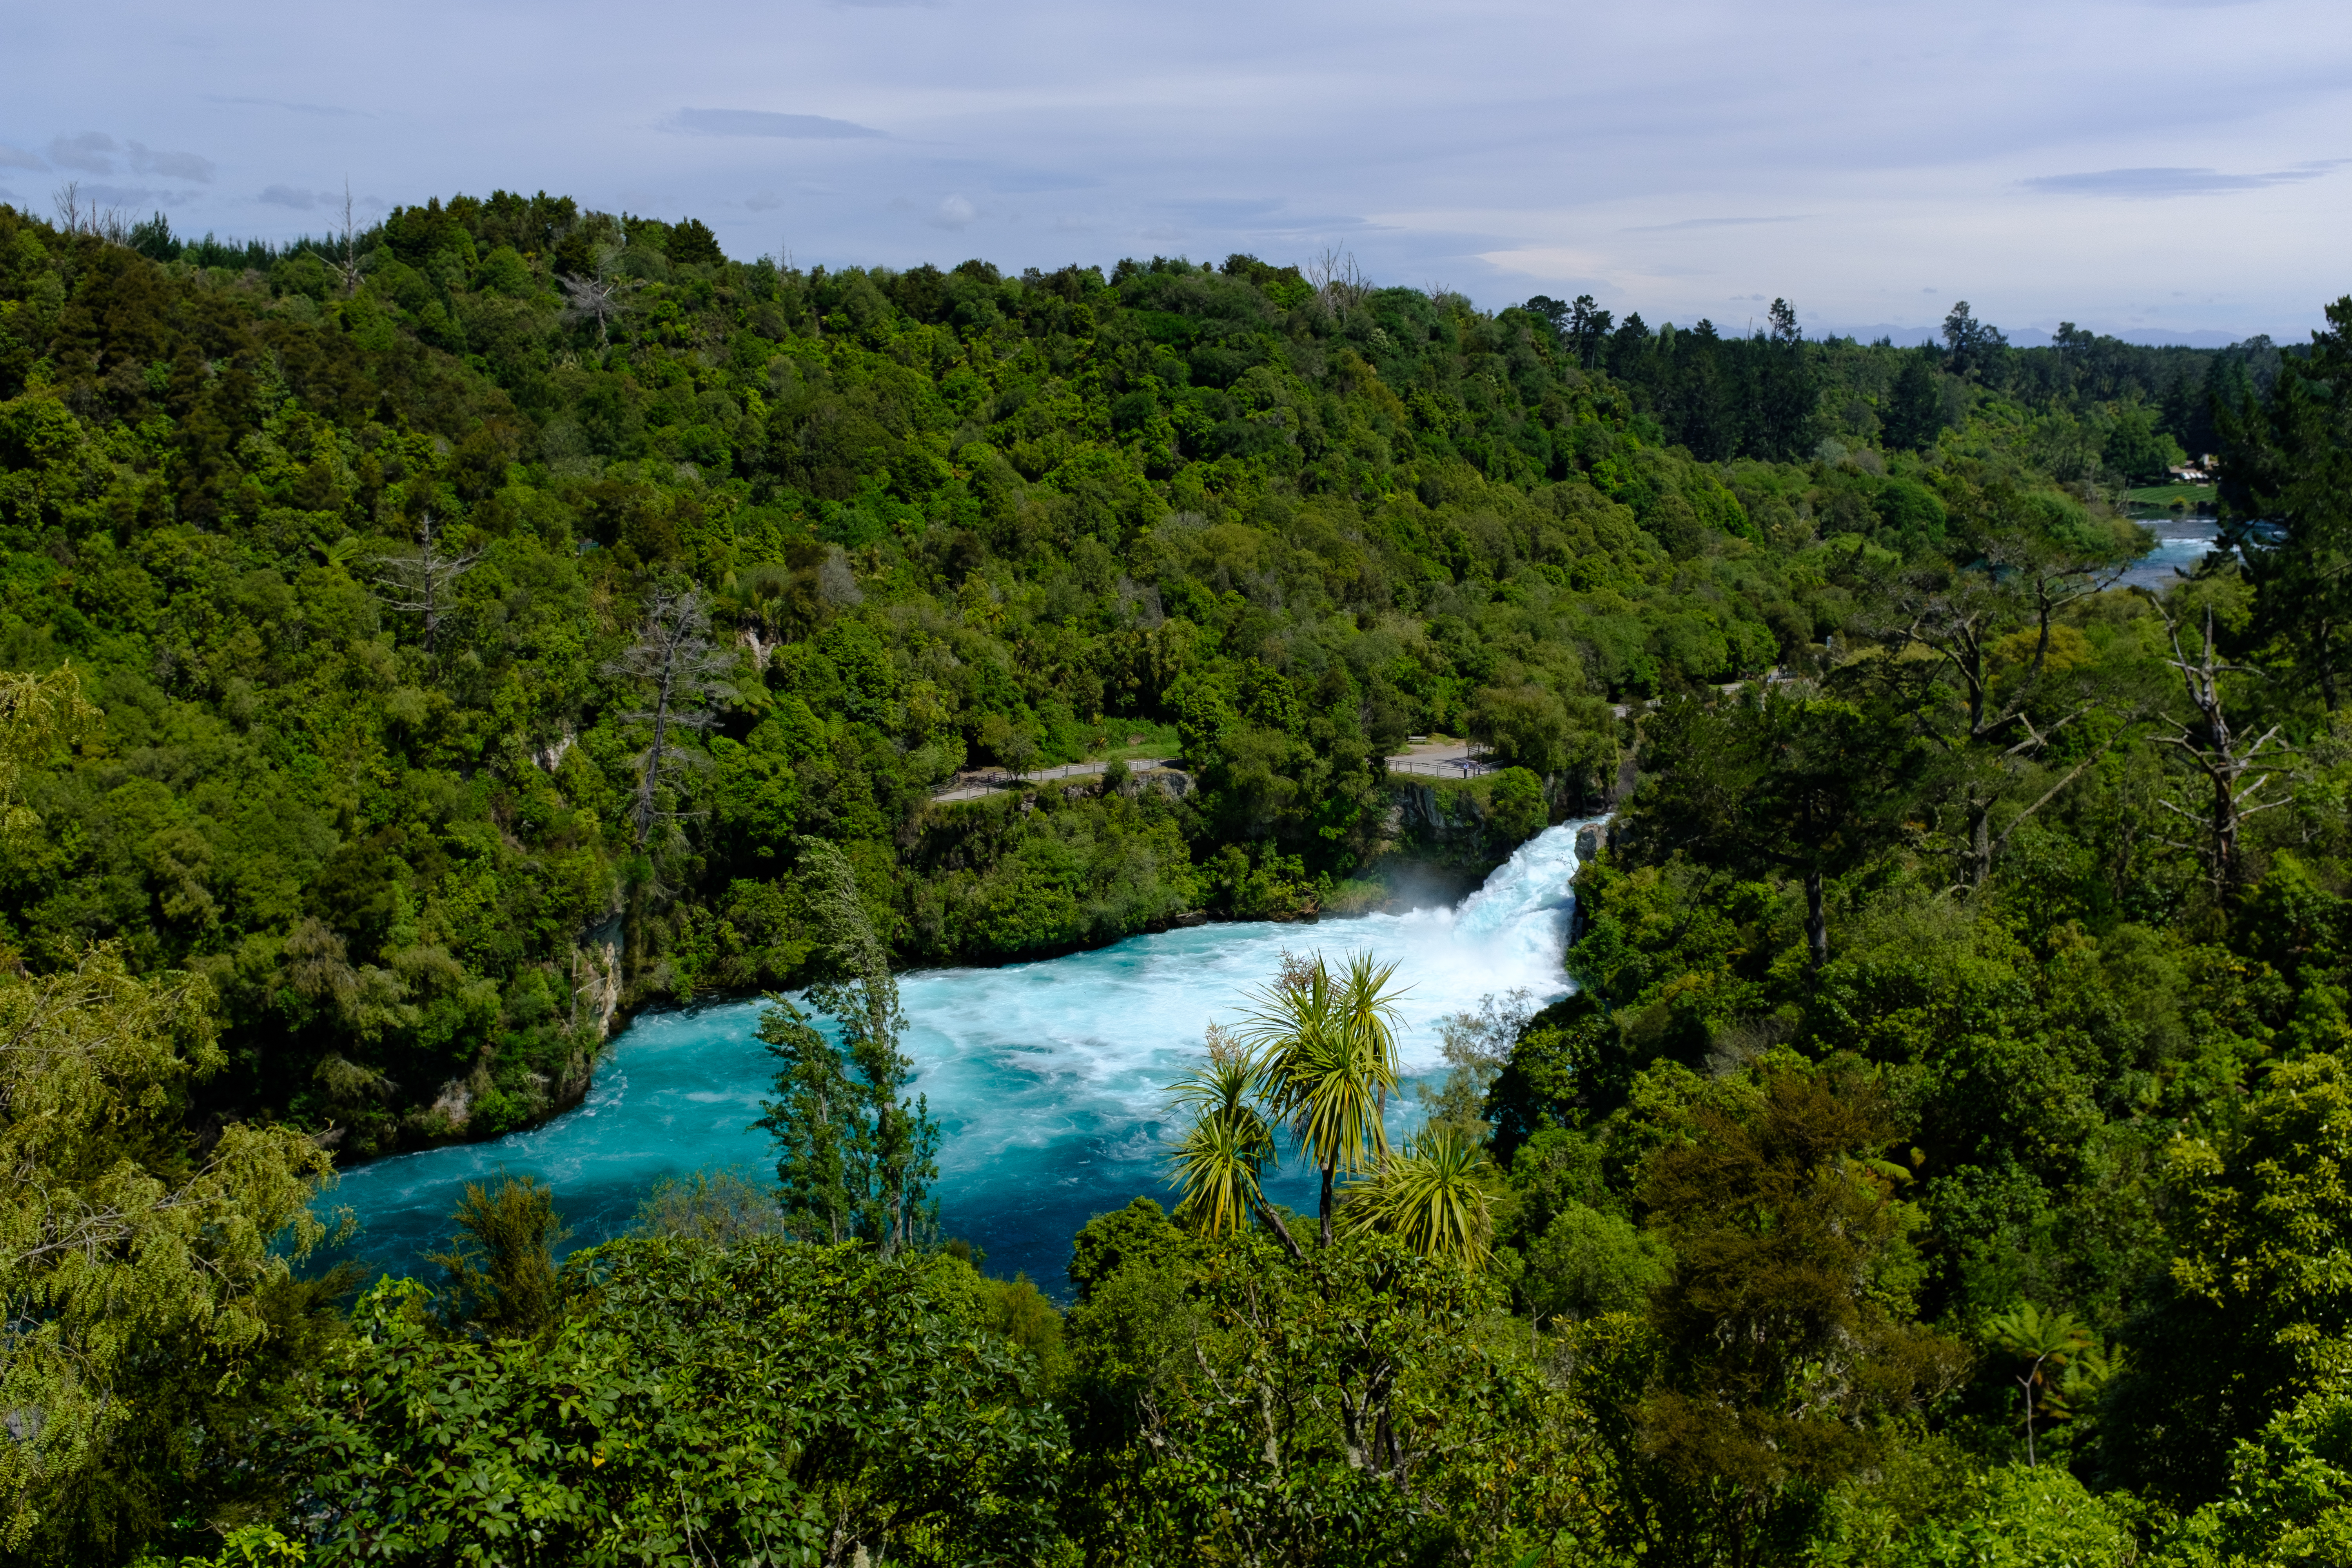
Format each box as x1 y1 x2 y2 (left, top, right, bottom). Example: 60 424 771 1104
2127 481 2216 507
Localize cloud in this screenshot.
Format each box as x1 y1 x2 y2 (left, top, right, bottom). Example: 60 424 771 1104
1625 215 1809 232
48 132 119 174
668 109 884 140
746 190 785 211
38 133 212 183
129 142 214 182
2021 162 2346 198
202 94 372 118
76 185 178 209
926 194 977 229
0 145 44 171
260 184 325 209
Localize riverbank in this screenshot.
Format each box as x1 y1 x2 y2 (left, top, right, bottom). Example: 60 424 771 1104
315 820 1601 1295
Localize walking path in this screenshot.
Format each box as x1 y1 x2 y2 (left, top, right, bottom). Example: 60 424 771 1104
927 677 1789 806
931 758 1182 804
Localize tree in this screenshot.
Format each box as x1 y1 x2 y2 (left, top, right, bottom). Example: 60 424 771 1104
303 179 365 296
298 1239 1066 1567
1630 1063 1963 1567
1339 1126 1497 1267
1418 986 1535 1140
629 1167 787 1247
1883 349 1947 451
1942 300 2009 382
1982 1302 2097 1467
1570 294 1614 368
1060 1228 1591 1564
1241 951 1406 1246
755 837 940 1255
1875 519 2134 889
0 668 334 1555
1749 298 1817 461
1162 1024 1300 1258
2152 603 2291 897
426 1174 570 1338
2223 294 2352 710
368 511 481 655
1636 691 1921 971
556 254 639 345
2105 1052 2352 1505
603 582 735 848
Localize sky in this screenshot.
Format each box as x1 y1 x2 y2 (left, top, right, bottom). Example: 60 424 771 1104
2 0 2345 345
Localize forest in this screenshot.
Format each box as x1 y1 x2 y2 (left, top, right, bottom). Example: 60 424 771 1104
5 187 2352 1566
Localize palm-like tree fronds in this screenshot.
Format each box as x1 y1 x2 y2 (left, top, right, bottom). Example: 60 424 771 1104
1239 951 1411 1244
1333 951 1408 1089
1164 1027 1278 1239
1342 1127 1496 1267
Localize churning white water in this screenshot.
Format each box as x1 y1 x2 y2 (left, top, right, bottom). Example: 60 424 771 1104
323 820 1597 1292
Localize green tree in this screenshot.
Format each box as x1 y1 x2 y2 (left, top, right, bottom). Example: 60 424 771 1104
1884 350 1947 452
1241 951 1406 1245
1636 691 1921 970
1061 1228 1599 1564
755 838 940 1254
2223 295 2352 710
426 1174 570 1337
297 1238 1067 1566
1626 1061 1963 1567
1339 1125 1497 1266
1162 1024 1299 1256
2108 1053 2352 1505
0 670 335 1557
1982 1302 2097 1467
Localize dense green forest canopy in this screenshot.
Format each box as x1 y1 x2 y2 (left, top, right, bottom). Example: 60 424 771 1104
20 186 2352 1568
0 189 2221 1157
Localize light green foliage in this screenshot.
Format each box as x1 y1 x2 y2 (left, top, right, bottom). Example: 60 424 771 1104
0 939 333 1553
1060 1227 1604 1564
755 837 940 1254
2160 1383 2352 1567
1519 1200 1673 1323
1884 1465 2138 1568
2109 1053 2352 1503
298 1238 1067 1566
628 1165 785 1246
1339 1125 1499 1265
139 1523 309 1567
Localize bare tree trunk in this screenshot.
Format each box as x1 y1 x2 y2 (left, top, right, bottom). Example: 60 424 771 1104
1805 867 1829 972
2156 606 2292 897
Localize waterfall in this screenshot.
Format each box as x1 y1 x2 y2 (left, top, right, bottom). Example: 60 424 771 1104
321 819 1602 1292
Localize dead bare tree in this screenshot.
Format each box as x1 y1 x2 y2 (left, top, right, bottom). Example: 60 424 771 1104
2154 603 2293 895
604 584 736 847
51 182 130 246
1878 530 2134 888
370 513 483 654
1306 245 1369 323
307 179 364 295
558 237 642 347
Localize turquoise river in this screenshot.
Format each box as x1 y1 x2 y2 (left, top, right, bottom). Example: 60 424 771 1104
322 819 1598 1293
